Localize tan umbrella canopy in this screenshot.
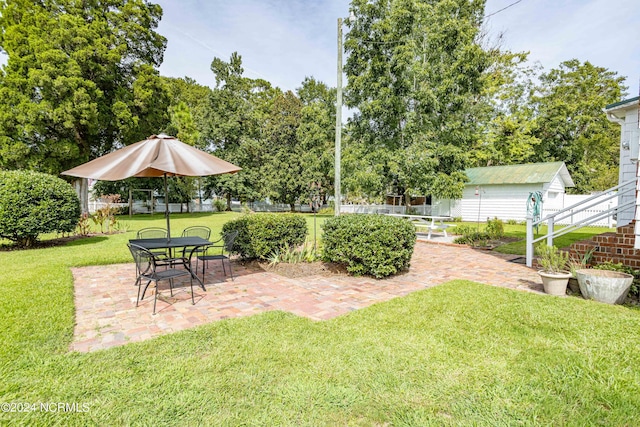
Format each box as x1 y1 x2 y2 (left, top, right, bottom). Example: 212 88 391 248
62 134 241 237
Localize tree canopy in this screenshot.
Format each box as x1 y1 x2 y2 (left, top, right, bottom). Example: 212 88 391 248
344 0 491 202
0 0 631 210
0 0 168 174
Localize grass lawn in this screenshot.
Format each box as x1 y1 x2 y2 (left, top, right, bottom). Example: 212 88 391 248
1 212 639 425
451 222 613 255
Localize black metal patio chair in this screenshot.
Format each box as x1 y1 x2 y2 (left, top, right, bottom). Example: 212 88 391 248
196 230 239 281
180 225 211 258
128 243 196 315
136 227 169 259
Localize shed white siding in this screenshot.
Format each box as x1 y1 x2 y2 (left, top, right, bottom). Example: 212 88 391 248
455 183 546 222
542 175 566 210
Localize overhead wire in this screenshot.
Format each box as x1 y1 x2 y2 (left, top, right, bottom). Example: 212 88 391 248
484 0 524 19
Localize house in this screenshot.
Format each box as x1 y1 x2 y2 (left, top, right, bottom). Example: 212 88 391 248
604 96 640 227
439 162 575 222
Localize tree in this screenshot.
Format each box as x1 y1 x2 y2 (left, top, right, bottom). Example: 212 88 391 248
261 90 306 211
163 76 213 149
470 51 541 167
344 0 491 204
531 60 627 193
201 53 276 208
296 77 336 204
0 0 168 174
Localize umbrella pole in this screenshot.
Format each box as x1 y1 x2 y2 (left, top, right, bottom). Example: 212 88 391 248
164 173 171 241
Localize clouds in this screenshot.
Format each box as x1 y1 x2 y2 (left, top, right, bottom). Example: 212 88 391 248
155 0 638 96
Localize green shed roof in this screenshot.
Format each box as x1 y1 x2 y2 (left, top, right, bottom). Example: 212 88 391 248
465 162 574 187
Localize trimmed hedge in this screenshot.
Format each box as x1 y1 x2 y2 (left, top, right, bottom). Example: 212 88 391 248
322 214 416 278
0 170 81 246
222 213 307 259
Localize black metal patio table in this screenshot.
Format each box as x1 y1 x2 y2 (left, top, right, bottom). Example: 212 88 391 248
128 236 211 291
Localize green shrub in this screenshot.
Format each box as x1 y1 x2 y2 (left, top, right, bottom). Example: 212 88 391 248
451 224 475 236
485 217 505 239
0 170 80 246
454 231 491 247
222 213 307 259
317 206 333 215
322 214 416 278
213 199 226 212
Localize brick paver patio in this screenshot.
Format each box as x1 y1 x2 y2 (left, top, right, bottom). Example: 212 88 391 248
71 241 543 352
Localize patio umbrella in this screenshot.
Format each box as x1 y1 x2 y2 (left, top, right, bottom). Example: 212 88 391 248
62 133 241 238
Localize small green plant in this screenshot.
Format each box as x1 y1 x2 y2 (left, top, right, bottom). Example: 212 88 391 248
113 220 131 233
454 231 491 247
452 224 492 247
268 241 317 266
75 213 92 236
451 224 474 236
91 194 121 233
506 219 518 225
569 246 596 276
317 206 333 215
536 244 570 273
213 199 226 212
485 217 504 239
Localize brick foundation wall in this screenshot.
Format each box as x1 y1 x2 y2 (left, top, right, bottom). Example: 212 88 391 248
568 222 640 268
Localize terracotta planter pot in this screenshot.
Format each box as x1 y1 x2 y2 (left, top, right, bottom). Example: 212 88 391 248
576 269 634 304
538 270 572 296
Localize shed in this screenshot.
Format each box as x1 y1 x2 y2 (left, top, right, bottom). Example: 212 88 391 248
437 162 574 222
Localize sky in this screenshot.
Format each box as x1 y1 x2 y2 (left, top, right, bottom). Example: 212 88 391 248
155 0 640 98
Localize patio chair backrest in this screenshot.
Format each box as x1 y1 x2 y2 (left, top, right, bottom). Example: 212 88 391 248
222 230 239 253
128 243 156 277
137 227 168 239
181 226 211 240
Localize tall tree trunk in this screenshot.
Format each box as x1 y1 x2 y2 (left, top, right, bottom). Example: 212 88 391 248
73 178 89 215
226 193 232 211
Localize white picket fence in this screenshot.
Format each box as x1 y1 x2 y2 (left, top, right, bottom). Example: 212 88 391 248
339 204 431 215
542 194 617 227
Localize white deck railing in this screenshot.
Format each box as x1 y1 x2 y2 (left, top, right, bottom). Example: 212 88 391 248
525 179 636 267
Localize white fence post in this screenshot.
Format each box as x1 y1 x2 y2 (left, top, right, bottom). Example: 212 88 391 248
526 216 534 268
547 216 554 247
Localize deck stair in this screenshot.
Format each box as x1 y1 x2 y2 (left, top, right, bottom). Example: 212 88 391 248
526 179 636 267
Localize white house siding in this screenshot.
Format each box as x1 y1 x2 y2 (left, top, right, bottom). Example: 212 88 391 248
618 109 639 227
456 183 545 222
